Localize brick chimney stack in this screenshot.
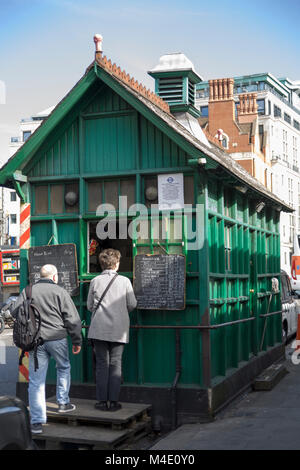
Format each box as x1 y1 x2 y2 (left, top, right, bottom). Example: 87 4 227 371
209 78 234 101
237 93 258 123
208 78 235 138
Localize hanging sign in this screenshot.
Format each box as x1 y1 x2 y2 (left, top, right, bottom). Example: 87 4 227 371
158 173 184 210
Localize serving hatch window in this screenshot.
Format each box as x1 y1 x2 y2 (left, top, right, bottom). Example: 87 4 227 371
133 216 187 257
88 220 133 273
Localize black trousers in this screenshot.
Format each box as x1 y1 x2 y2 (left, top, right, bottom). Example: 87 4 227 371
93 340 125 402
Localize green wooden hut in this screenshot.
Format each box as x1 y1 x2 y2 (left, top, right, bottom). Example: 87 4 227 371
0 43 292 428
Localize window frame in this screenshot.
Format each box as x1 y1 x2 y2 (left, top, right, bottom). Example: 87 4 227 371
10 214 17 224
32 181 79 216
10 191 17 202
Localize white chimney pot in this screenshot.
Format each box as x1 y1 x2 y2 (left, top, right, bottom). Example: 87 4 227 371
94 34 103 53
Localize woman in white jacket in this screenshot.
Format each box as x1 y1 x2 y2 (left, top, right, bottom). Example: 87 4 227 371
87 249 137 411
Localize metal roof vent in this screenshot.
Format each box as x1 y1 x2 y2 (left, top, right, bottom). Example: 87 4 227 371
148 53 203 118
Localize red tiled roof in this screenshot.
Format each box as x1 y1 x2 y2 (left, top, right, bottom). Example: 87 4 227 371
95 53 170 115
202 126 224 150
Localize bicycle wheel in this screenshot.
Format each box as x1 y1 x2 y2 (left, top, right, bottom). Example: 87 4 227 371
0 317 5 334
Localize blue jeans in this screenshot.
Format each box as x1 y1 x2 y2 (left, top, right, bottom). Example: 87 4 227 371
28 338 71 425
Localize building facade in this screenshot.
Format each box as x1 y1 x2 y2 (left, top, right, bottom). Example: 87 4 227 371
196 74 300 273
2 107 54 246
9 106 54 157
0 187 19 246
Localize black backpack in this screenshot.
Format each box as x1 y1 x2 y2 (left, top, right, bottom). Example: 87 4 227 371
13 285 43 371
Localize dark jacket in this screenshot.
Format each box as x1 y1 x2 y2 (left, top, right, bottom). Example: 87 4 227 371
12 279 82 345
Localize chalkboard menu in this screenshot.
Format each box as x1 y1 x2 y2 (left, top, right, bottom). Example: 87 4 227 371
133 254 186 310
28 244 79 296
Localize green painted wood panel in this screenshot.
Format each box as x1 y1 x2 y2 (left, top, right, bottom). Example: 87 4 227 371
208 181 282 382
83 85 131 114
30 221 52 246
27 120 79 178
139 115 188 169
83 114 137 173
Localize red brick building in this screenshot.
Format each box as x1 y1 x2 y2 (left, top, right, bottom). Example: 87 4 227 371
199 78 271 190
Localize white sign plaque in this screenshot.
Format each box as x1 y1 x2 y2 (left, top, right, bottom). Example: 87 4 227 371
158 173 184 210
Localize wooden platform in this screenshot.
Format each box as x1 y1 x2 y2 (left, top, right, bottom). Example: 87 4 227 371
33 397 152 450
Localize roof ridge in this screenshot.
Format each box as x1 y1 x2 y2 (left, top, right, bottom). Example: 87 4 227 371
95 54 170 115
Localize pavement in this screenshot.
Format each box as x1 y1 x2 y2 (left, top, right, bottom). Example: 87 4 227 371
151 342 300 450
2 328 300 450
0 327 18 396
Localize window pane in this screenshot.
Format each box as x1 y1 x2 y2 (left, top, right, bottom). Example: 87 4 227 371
35 185 48 214
152 218 161 243
23 131 31 142
104 181 119 209
120 179 135 207
152 218 183 246
10 191 17 202
50 184 64 214
257 99 265 115
136 220 150 243
168 218 183 243
200 106 208 117
184 175 194 205
88 181 102 212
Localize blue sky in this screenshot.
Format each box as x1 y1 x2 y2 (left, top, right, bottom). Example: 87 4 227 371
0 0 299 160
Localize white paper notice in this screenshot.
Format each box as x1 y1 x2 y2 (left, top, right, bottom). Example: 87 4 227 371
158 173 184 210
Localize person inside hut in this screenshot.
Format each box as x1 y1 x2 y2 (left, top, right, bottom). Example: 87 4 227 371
87 248 137 411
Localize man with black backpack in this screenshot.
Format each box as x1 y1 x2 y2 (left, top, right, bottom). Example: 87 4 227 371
11 264 82 435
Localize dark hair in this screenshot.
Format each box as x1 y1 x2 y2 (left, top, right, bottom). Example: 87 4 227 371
99 249 121 270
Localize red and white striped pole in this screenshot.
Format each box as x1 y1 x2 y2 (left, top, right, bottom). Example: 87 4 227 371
20 203 31 250
19 202 31 383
